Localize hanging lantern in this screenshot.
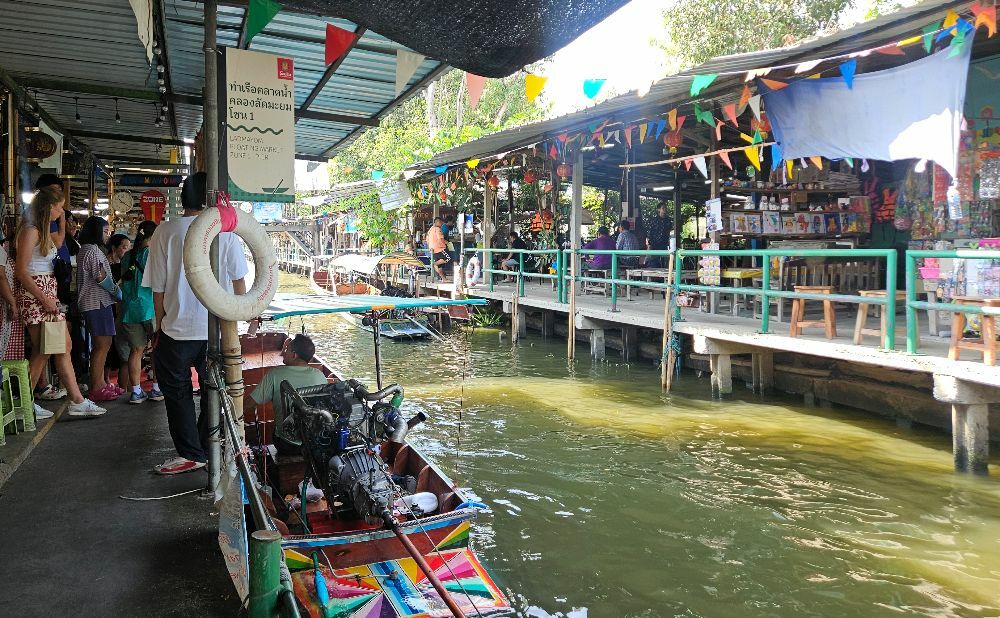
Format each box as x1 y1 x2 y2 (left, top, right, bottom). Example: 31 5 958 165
439 190 448 201
556 163 572 179
487 174 500 189
663 129 682 152
523 169 537 184
543 182 554 193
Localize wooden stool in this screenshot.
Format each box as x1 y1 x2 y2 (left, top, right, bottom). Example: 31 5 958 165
853 290 907 345
948 297 1000 365
789 285 836 339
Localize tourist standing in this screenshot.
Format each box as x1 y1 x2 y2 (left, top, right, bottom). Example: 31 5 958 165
646 201 672 268
77 216 122 401
426 217 449 281
14 188 105 419
120 221 162 404
143 173 248 475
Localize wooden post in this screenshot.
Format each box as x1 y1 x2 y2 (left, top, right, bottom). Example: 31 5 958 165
511 293 519 344
662 255 676 392
568 259 576 360
621 326 637 362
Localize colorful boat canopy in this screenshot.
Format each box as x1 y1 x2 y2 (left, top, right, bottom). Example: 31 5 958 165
263 293 487 320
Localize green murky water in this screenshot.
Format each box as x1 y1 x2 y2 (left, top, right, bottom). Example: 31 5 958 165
275 274 1000 617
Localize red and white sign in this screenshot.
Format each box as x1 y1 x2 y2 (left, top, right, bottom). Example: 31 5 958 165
277 57 293 80
140 189 166 223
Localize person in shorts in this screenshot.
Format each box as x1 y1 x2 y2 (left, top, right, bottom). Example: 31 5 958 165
14 187 105 419
76 216 122 401
425 216 450 281
119 220 162 404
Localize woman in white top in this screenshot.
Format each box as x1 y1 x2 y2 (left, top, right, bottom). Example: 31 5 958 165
15 187 105 419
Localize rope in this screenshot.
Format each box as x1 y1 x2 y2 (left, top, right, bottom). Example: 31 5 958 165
118 488 202 501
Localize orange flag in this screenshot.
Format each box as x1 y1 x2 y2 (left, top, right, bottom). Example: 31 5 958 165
809 156 824 170
723 103 738 126
972 3 997 37
624 126 633 148
668 108 678 131
715 120 723 141
718 150 732 170
759 78 789 91
739 84 751 111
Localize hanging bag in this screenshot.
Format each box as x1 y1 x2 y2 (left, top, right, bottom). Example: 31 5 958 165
40 318 67 355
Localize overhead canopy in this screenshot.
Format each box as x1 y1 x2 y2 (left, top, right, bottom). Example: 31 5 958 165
263 293 486 319
406 0 999 195
268 0 631 77
331 252 425 274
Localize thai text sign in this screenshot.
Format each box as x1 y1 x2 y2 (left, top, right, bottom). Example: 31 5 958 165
222 48 295 203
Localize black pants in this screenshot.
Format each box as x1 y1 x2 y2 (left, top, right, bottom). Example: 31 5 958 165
154 333 209 463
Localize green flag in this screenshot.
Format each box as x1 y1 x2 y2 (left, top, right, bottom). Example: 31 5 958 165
245 0 282 44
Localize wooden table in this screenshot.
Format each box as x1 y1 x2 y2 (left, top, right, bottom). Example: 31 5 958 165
721 268 762 316
625 268 697 300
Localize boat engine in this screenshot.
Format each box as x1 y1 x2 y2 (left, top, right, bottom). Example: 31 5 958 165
281 379 427 524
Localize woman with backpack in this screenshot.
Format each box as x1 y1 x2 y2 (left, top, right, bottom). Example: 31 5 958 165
119 220 162 404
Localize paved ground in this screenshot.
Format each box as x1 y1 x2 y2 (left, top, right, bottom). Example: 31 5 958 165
0 398 235 617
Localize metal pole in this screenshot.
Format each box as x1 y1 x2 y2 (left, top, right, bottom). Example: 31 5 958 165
885 251 897 351
673 181 682 252
760 252 771 334
203 0 223 493
610 254 618 312
248 530 282 618
371 312 383 390
518 252 524 297
905 251 919 354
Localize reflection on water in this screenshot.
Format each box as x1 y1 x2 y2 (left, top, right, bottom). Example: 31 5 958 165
274 273 1000 616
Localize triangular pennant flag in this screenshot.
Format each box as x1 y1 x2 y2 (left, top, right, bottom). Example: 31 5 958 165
759 78 789 91
371 170 385 180
942 9 959 29
839 59 857 89
624 126 633 148
609 129 619 143
466 73 487 110
807 73 822 79
654 119 666 139
740 132 754 143
667 108 678 131
638 123 648 144
770 143 782 172
684 159 692 172
395 50 425 94
745 147 761 171
786 159 794 178
549 145 558 159
718 150 732 170
748 96 762 120
922 21 940 53
745 67 771 82
875 44 907 56
693 104 714 126
466 159 480 169
720 104 737 127
676 115 686 129
845 157 854 168
794 59 822 74
715 120 723 141
948 24 968 57
325 23 358 65
809 156 823 170
861 158 870 172
692 156 708 178
598 133 606 147
738 84 752 111
245 0 282 44
434 165 447 174
583 79 606 100
971 3 997 37
751 128 763 144
525 74 547 102
690 74 717 96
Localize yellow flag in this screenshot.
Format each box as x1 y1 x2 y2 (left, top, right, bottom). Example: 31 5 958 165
740 132 754 143
525 74 547 102
466 159 480 169
638 123 648 144
897 35 921 47
746 146 761 171
169 147 179 164
942 9 958 29
667 108 678 131
786 159 794 179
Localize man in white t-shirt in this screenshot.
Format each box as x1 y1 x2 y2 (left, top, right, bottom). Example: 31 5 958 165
142 172 249 475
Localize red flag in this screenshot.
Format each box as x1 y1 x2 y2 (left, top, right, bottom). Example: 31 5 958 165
624 126 633 148
723 103 739 126
738 84 751 110
874 44 906 56
466 73 487 110
675 115 686 129
683 159 692 172
325 24 358 65
549 145 558 159
718 151 732 170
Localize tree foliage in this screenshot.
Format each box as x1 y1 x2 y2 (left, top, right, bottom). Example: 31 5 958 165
345 190 407 252
660 0 854 69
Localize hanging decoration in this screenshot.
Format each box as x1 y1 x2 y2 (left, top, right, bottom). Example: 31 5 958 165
693 103 714 126
395 50 425 94
525 74 547 102
839 59 857 89
523 169 538 184
748 95 762 120
466 159 480 169
371 170 385 180
689 74 717 96
638 123 648 144
770 144 783 171
466 73 487 110
739 84 752 111
722 103 738 126
556 163 573 179
325 24 358 65
922 21 940 52
692 156 708 178
971 3 997 37
718 150 732 170
582 79 607 100
745 146 761 171
667 108 678 131
434 165 447 174
245 0 282 44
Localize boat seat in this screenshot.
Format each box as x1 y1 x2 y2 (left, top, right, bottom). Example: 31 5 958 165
415 465 433 492
392 445 413 475
439 491 461 512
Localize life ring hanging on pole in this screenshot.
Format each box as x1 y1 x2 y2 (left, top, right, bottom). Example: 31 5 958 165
183 203 278 322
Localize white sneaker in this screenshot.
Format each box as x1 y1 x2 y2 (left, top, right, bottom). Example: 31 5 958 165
37 385 67 400
67 399 106 418
33 403 54 420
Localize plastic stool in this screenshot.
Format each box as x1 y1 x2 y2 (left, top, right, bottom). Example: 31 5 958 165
0 365 12 445
2 360 36 433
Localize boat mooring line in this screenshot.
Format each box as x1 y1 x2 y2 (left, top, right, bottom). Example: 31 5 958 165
0 401 69 490
118 488 203 501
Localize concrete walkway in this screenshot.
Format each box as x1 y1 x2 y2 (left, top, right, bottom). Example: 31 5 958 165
0 398 234 616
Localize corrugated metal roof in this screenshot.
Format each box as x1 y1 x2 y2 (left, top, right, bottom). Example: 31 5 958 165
408 0 979 178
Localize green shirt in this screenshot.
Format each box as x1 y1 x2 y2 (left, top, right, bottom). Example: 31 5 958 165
121 248 154 324
251 365 328 445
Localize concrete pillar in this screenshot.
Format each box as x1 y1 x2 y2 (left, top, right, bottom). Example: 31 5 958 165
751 352 774 394
621 326 638 362
952 404 989 475
541 311 555 338
590 328 606 360
933 375 994 475
515 310 527 340
709 353 732 397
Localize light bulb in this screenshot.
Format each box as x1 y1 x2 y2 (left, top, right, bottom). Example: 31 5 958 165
115 112 121 124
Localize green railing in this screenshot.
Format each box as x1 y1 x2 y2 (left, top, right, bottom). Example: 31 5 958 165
904 249 1000 354
473 248 562 298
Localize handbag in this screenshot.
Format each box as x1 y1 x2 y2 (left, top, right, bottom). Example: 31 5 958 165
41 319 67 355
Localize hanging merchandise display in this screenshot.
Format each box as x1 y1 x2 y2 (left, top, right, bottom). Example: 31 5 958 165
982 153 1000 199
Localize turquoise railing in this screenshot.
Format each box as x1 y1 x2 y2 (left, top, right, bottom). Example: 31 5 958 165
904 249 1000 354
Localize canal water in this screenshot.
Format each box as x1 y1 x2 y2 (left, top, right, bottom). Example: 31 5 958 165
275 274 1000 617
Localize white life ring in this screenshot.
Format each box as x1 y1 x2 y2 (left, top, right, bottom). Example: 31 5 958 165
183 207 278 321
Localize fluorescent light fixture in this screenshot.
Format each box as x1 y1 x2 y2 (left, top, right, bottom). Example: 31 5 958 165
600 143 616 149
84 198 90 203
21 191 33 204
71 209 89 215
95 204 109 211
97 198 109 204
580 145 596 152
652 185 674 191
704 180 712 184
724 193 750 200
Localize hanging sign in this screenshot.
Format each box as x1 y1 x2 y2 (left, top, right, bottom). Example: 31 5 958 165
705 197 723 233
252 202 283 223
118 174 184 187
220 48 296 203
139 190 167 223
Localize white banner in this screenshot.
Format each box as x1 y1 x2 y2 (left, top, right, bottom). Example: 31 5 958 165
705 197 723 233
223 48 296 203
